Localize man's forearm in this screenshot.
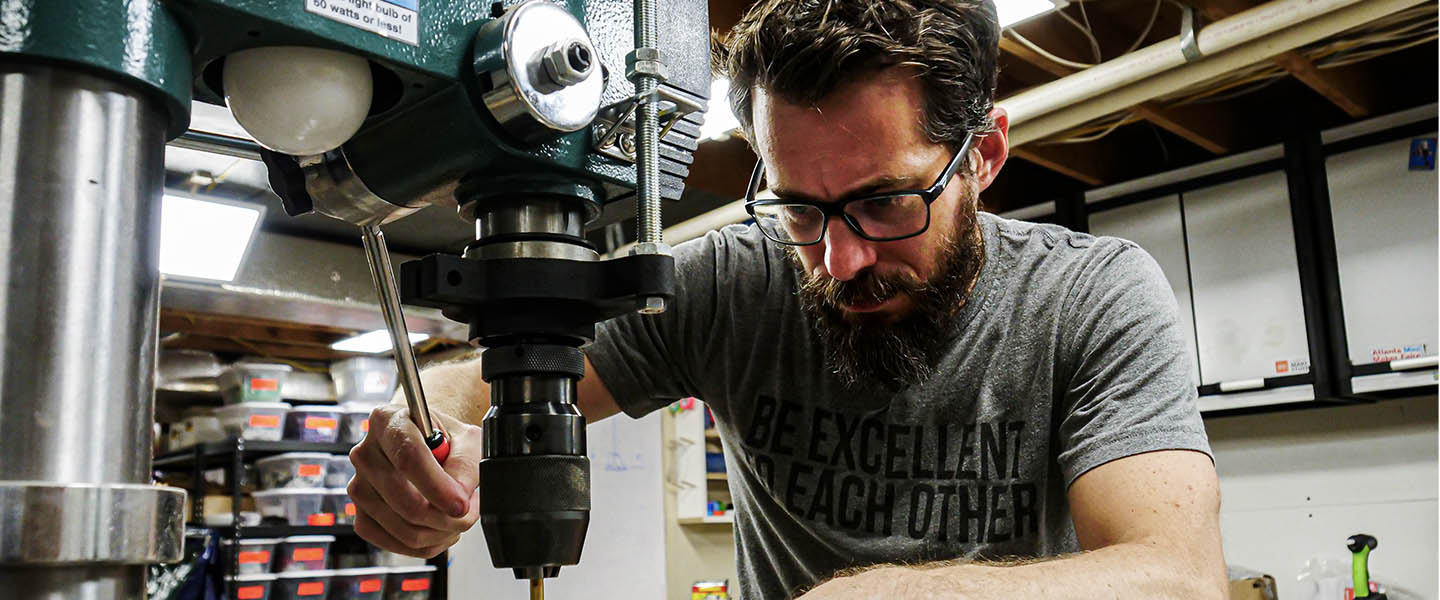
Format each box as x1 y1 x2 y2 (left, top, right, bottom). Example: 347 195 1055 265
807 541 1225 600
398 354 491 426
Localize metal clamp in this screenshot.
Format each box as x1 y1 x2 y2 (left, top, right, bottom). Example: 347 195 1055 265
592 87 705 163
0 483 186 565
1180 6 1204 62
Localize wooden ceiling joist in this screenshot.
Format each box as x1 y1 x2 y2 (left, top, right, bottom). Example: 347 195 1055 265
1010 144 1114 186
164 334 356 362
999 35 1240 161
160 309 351 349
1187 0 1378 117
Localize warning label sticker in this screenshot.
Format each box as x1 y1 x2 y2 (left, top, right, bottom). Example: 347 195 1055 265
305 0 419 47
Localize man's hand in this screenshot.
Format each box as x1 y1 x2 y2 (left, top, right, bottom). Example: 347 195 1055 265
347 404 483 557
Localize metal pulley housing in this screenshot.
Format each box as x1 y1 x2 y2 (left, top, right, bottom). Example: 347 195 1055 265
474 0 605 142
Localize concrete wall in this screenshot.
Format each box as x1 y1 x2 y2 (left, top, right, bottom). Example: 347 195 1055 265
1207 395 1438 599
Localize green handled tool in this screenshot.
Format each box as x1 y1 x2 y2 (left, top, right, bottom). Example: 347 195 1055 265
1346 534 1386 599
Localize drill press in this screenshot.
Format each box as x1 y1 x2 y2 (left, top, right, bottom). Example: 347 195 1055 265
0 0 710 597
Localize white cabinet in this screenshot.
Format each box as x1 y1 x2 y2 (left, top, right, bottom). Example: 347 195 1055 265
1183 171 1313 386
1088 195 1201 387
1326 134 1440 393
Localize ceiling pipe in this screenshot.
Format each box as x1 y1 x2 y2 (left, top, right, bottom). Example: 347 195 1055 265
1003 0 1426 145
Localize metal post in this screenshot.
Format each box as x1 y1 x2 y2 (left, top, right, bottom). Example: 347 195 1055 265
0 63 183 598
629 0 671 314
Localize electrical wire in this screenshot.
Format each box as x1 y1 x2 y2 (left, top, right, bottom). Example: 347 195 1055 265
1126 0 1163 54
1056 5 1103 64
1006 30 1096 70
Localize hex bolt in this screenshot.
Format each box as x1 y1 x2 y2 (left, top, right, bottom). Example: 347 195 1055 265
543 40 595 89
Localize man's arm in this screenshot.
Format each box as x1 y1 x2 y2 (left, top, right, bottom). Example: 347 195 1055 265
800 449 1226 600
346 352 623 557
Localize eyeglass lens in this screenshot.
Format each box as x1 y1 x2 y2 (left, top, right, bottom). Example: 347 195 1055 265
751 194 929 243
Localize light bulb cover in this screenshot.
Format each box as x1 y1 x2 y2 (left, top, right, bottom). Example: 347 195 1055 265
223 46 373 156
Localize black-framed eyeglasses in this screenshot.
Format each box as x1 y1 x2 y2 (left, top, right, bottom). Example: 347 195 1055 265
743 132 976 246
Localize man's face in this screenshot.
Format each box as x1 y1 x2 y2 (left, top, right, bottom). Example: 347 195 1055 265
750 67 1008 387
752 68 968 321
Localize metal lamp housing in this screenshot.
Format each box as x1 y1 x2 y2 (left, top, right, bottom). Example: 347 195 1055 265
476 1 605 142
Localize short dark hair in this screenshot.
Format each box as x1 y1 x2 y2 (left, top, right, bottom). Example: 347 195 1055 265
717 0 1000 149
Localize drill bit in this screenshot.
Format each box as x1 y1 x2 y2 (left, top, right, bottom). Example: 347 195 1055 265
529 577 545 600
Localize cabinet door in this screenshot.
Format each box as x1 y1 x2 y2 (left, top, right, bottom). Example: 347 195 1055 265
1088 195 1201 386
1183 171 1311 385
1326 135 1439 367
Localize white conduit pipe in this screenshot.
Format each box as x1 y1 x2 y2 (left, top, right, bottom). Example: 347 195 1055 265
1004 0 1427 145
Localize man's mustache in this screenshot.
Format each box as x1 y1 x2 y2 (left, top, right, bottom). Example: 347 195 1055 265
799 268 929 309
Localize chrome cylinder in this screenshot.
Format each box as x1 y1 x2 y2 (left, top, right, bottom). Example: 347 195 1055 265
0 63 174 597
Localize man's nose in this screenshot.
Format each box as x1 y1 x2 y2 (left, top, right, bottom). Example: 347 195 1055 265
822 216 877 282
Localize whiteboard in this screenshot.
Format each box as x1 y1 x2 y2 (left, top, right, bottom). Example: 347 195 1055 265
1325 134 1439 367
1183 171 1311 385
1089 195 1202 386
447 412 667 599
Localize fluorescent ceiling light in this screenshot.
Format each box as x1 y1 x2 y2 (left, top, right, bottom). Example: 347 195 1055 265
699 79 742 141
331 330 430 354
159 194 263 282
997 0 1063 28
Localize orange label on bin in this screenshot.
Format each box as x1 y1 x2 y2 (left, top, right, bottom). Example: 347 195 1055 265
296 464 322 477
305 416 338 430
248 414 280 428
292 547 325 561
358 579 382 593
344 502 356 516
306 513 335 526
237 550 270 564
401 578 430 592
296 581 324 596
237 585 265 599
361 420 370 432
249 377 278 391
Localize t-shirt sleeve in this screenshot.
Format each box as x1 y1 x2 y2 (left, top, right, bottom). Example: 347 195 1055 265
586 225 760 418
1055 239 1212 486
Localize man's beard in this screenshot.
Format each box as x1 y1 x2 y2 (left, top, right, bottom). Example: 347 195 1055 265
789 202 984 390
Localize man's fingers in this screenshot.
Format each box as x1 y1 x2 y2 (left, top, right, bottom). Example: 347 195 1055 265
353 512 458 559
348 479 460 549
372 405 469 518
434 412 482 493
351 435 474 531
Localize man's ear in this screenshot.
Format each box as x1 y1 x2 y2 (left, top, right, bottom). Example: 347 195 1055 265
973 107 1009 192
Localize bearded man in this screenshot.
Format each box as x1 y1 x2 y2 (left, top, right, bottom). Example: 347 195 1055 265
345 1 1226 597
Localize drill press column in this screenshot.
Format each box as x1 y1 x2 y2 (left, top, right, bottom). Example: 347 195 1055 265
0 64 184 600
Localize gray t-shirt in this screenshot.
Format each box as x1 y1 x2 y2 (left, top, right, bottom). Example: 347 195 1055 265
588 212 1211 599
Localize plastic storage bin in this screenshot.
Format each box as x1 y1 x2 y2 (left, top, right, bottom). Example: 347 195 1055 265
331 357 398 406
253 489 330 526
330 567 389 600
326 455 355 488
272 570 333 599
384 565 437 600
226 573 277 600
338 405 373 445
216 403 292 442
221 537 281 575
256 452 332 490
283 406 341 443
167 412 224 450
324 488 356 525
221 362 294 404
276 535 336 572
